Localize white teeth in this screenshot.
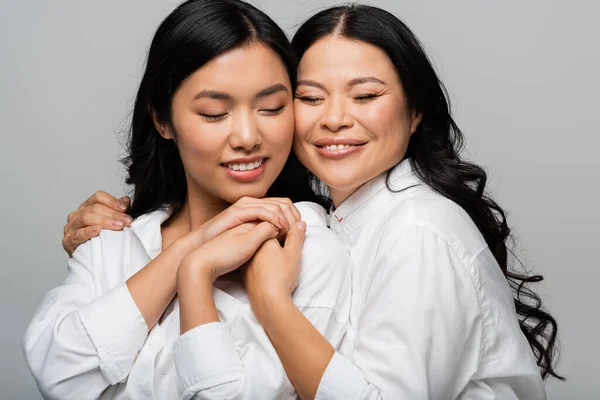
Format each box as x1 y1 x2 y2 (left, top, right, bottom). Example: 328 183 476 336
225 159 263 171
324 144 353 151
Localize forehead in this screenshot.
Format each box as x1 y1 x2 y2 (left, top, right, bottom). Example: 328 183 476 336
297 36 396 80
178 43 291 96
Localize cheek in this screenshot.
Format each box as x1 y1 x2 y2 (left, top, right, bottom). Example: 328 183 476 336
176 124 226 167
360 100 408 142
263 112 295 151
293 105 319 143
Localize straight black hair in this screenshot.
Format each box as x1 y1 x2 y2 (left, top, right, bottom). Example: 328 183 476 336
292 4 563 380
123 0 322 219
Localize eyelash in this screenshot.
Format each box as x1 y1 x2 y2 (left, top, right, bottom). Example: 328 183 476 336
295 94 380 104
295 96 323 104
260 105 285 115
200 106 285 122
200 113 228 122
354 93 379 101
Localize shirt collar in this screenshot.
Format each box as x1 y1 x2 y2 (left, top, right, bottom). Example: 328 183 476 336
329 159 422 234
130 208 172 259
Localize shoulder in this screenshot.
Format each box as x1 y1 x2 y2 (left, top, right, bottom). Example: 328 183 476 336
294 201 328 227
380 187 488 262
69 212 152 274
293 202 351 307
294 201 346 260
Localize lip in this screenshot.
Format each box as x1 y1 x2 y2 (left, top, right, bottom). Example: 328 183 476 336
222 158 268 182
315 144 366 159
222 155 267 164
313 138 367 147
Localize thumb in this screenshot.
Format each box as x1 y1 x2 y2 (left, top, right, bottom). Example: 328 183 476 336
284 221 306 259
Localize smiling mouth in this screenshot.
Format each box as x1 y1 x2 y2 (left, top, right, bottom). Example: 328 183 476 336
222 158 265 171
317 144 365 151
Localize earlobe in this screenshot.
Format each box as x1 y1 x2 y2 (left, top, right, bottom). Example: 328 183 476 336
148 105 173 140
410 111 423 135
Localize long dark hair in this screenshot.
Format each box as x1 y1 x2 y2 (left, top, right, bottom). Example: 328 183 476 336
123 0 321 218
292 4 563 380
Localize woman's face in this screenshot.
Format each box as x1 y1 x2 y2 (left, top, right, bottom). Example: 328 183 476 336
293 36 422 206
159 43 294 205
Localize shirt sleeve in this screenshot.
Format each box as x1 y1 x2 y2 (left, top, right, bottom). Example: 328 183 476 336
315 223 544 400
173 204 351 400
22 240 148 400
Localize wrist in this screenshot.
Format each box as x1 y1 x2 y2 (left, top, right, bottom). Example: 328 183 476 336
178 254 217 287
250 290 294 325
189 225 207 249
178 267 218 333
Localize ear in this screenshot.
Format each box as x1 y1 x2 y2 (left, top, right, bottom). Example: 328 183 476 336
148 105 173 140
409 110 423 135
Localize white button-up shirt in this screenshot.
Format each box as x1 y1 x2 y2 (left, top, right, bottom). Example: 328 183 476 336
316 159 546 400
23 202 350 400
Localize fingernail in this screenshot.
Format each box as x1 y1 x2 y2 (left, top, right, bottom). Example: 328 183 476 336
296 221 306 231
91 226 100 233
118 202 128 211
112 220 124 228
123 216 133 225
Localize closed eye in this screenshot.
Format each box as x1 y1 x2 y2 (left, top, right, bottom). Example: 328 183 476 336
295 95 324 104
200 113 228 122
260 105 285 115
354 94 379 101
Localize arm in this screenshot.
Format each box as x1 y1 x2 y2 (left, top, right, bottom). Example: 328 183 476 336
22 240 148 400
249 224 495 400
61 193 293 331
173 212 351 400
27 195 290 399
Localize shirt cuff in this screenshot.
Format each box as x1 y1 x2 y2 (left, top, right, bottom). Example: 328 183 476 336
78 282 148 384
173 322 242 397
316 352 366 400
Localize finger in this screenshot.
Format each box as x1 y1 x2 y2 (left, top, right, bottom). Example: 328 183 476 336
63 226 101 256
227 206 286 231
236 200 288 230
267 198 301 221
72 226 101 245
87 203 133 225
81 190 130 212
240 221 279 252
284 221 307 261
75 210 128 231
265 199 299 229
228 221 259 235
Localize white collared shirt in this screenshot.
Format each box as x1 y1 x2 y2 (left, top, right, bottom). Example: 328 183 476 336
316 159 546 400
23 202 350 400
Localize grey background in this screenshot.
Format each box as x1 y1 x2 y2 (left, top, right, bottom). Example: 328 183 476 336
1 0 598 398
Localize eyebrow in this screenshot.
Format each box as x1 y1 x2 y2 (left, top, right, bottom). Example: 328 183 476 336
296 80 327 91
255 83 289 98
193 90 232 101
347 77 386 87
296 77 385 91
193 83 289 102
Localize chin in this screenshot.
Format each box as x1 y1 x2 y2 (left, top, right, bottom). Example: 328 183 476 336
223 185 270 203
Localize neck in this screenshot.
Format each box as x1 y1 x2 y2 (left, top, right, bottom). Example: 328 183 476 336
163 180 230 243
182 190 230 231
329 187 360 209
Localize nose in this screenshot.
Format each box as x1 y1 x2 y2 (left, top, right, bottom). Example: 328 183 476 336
321 96 354 132
229 109 261 151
